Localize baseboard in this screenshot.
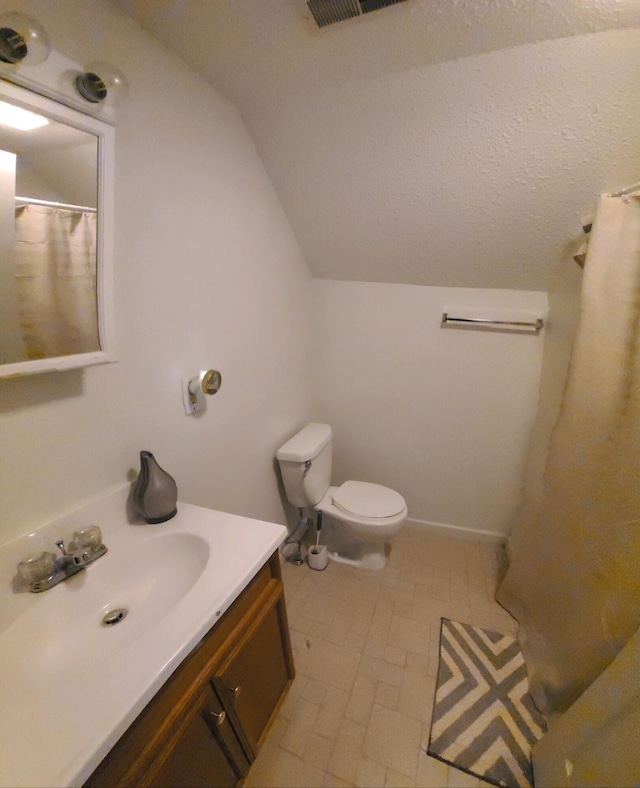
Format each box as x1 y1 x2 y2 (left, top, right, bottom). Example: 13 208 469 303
405 516 506 543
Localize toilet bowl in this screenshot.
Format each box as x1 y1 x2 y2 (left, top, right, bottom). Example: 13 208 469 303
276 424 407 570
317 482 406 569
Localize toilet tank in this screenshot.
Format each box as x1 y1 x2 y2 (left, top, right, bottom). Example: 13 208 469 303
276 423 333 508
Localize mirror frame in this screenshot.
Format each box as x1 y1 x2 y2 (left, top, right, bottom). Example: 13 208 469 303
0 77 115 378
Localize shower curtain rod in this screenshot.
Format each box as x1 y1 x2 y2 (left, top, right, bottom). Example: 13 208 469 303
15 196 97 213
611 181 640 198
574 182 640 268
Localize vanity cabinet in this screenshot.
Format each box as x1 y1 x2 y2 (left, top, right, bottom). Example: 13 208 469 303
85 553 294 788
141 684 249 788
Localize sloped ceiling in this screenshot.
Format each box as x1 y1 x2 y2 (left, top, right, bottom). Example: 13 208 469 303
113 0 640 291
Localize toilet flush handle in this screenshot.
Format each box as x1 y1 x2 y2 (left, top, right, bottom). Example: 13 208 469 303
303 461 312 478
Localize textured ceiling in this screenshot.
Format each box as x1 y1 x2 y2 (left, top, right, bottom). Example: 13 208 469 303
112 0 640 291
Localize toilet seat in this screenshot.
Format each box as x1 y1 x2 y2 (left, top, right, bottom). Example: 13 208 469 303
332 481 405 519
315 482 407 564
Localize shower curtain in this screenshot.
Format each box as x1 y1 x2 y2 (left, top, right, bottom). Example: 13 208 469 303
497 191 640 718
14 203 99 360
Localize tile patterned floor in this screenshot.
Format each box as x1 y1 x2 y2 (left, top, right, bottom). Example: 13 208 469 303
245 527 518 788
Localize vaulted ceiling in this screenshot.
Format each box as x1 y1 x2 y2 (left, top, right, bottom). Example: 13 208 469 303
113 0 640 291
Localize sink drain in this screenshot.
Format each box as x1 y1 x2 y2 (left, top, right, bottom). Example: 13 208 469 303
102 608 128 627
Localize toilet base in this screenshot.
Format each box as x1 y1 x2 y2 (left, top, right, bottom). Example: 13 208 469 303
328 543 389 571
318 516 394 571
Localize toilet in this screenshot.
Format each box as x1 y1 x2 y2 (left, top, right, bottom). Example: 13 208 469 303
276 423 407 570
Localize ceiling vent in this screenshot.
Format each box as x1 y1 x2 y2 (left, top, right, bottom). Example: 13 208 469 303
307 0 407 29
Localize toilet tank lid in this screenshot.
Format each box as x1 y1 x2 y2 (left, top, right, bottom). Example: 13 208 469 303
277 423 332 462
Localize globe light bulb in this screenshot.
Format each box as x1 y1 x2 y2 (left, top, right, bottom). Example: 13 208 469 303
75 61 129 106
0 12 51 66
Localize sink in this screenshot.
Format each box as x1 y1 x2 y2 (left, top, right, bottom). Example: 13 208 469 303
0 489 288 788
0 532 209 681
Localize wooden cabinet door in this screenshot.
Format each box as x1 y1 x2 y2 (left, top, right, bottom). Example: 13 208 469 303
142 684 249 788
214 598 291 757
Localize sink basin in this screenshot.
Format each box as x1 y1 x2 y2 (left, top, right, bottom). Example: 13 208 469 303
0 532 209 681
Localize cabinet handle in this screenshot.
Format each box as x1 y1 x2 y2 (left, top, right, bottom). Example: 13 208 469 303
208 709 226 727
228 685 241 699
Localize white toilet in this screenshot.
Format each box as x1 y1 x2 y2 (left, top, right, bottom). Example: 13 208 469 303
276 423 407 570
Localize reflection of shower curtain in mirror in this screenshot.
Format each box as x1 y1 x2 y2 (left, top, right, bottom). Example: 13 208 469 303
14 204 99 359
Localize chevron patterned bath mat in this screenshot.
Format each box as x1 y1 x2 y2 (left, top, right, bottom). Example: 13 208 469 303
427 619 547 788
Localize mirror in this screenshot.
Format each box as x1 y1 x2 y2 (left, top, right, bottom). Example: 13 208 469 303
0 78 114 377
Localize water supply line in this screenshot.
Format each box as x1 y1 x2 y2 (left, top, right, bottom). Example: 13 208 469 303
284 509 313 565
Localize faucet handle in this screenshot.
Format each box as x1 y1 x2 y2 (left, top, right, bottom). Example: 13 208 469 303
71 526 103 553
55 539 67 556
18 551 56 586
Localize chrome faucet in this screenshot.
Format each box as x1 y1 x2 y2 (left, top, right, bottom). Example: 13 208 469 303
18 526 107 593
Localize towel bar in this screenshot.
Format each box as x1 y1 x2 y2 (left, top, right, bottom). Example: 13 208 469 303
441 313 544 333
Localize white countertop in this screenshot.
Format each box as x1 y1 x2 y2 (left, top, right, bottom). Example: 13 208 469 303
0 485 286 787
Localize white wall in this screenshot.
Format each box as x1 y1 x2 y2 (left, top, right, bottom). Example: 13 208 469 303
0 0 315 544
0 0 564 549
313 281 547 537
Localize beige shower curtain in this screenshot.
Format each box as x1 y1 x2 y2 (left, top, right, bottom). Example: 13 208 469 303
14 203 99 360
497 191 640 718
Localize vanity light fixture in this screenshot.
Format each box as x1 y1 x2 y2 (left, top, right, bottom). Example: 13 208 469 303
75 61 129 106
0 13 128 112
0 12 51 65
0 99 48 130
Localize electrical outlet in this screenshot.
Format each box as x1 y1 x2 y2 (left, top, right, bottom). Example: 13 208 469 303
182 378 205 416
